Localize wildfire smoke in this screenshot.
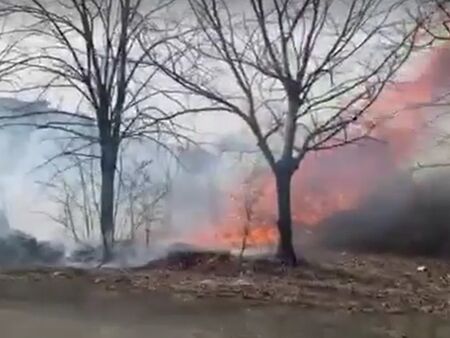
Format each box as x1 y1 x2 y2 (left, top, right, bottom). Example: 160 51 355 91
187 41 450 252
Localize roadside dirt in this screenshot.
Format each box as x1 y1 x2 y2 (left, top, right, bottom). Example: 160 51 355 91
2 250 449 317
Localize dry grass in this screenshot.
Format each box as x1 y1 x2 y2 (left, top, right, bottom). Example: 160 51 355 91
4 249 450 317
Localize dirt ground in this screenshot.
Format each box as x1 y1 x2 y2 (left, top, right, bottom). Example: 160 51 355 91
2 249 449 318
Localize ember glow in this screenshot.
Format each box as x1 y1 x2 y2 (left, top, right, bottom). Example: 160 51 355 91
190 42 450 250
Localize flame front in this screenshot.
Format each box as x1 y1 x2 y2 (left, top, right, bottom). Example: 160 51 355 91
191 42 450 250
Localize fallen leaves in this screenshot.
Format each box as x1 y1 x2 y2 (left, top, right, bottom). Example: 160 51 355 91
2 250 450 317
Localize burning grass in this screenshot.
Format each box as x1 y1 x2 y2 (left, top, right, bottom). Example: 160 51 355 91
182 41 450 254
3 171 450 321
180 171 450 262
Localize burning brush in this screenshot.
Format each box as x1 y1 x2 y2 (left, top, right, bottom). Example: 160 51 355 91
184 40 450 257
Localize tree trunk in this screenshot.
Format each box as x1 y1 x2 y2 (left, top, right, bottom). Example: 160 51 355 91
274 162 298 266
100 142 117 262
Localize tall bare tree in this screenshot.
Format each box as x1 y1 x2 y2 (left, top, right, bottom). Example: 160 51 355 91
1 0 186 261
38 144 170 247
144 0 421 265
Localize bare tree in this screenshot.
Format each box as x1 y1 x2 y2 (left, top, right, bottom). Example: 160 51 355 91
238 161 265 264
115 151 170 241
143 0 420 265
39 144 171 248
37 147 99 244
0 0 188 261
43 178 82 243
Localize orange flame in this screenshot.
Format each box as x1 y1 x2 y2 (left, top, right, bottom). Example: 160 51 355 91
191 42 450 250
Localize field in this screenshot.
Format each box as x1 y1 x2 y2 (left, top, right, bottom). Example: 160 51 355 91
3 248 449 318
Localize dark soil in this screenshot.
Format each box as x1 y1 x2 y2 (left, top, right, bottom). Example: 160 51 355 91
2 249 450 318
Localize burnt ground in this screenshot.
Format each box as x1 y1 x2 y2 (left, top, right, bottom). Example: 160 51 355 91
2 172 450 318
2 249 449 318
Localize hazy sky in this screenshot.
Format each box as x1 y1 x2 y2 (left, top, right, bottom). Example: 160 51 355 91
0 0 419 139
0 0 430 240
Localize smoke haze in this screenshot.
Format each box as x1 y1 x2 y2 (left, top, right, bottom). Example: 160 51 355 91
0 0 449 266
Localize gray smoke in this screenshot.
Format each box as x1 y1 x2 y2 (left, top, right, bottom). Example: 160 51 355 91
315 171 450 257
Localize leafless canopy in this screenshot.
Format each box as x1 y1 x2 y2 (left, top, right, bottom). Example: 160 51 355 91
146 0 420 172
0 0 188 156
0 0 195 259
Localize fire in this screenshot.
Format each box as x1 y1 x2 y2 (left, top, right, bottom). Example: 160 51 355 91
192 41 450 250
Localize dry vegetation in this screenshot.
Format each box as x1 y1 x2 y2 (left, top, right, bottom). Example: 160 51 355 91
4 249 450 318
